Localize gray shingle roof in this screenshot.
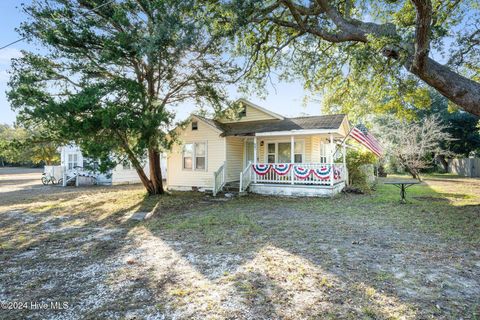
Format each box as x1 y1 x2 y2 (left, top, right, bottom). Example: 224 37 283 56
198 114 346 136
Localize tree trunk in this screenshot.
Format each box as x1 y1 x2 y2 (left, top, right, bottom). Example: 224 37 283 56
404 165 420 180
436 154 449 172
148 147 164 195
131 158 156 195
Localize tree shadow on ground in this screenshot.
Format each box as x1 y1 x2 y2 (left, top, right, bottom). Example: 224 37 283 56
1 175 479 319
137 178 480 319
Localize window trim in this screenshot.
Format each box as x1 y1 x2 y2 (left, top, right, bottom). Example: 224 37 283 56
194 142 207 171
263 139 305 164
191 121 198 131
239 106 247 117
68 153 79 170
182 143 194 170
182 141 208 172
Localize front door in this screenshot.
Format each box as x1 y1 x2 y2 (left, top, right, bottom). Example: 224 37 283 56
245 140 255 166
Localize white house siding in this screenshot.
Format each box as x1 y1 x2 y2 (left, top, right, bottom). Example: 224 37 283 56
218 104 278 123
111 154 166 185
111 164 147 185
225 137 244 182
311 136 321 163
167 117 226 190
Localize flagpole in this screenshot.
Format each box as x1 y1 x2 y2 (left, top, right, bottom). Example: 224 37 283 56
332 120 357 159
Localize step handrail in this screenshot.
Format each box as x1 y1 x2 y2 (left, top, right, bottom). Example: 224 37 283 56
213 161 226 196
239 161 253 192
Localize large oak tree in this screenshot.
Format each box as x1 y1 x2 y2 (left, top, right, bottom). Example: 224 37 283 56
8 0 239 195
230 0 480 118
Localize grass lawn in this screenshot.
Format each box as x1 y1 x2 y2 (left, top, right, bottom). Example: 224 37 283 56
0 169 479 319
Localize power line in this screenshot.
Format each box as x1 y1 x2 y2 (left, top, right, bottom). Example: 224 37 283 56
0 0 116 51
0 38 26 50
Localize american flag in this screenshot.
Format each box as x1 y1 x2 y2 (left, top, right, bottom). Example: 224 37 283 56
350 124 383 157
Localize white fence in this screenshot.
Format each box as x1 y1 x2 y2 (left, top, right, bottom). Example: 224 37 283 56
44 165 64 181
448 157 480 177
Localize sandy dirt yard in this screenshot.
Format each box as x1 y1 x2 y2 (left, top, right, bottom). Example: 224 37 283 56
0 167 479 319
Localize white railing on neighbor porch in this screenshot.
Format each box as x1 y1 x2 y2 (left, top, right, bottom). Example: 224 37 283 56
213 161 226 196
243 163 346 187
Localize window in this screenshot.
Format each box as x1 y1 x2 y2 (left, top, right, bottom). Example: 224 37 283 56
183 142 207 171
183 143 193 170
278 143 290 163
320 143 327 163
239 106 247 117
294 141 304 163
267 143 276 163
192 121 198 130
68 154 78 170
275 141 304 163
122 160 131 170
195 142 206 170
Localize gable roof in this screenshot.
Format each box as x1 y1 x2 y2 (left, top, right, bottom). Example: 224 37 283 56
237 98 284 120
193 114 347 137
192 114 225 133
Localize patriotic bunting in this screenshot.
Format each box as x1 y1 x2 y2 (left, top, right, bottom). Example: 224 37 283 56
293 166 311 179
311 166 331 180
251 163 342 181
252 164 271 176
271 163 292 175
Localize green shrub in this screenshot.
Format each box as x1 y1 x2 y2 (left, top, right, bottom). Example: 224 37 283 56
346 149 377 192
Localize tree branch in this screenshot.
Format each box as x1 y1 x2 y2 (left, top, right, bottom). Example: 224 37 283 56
410 0 433 72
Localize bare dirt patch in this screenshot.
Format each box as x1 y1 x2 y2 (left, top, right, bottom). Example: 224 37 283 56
0 169 479 319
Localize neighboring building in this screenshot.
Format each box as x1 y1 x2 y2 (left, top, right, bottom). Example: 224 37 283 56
45 145 167 186
167 99 350 197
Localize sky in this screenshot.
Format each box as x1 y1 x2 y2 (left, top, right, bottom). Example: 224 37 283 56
0 0 322 126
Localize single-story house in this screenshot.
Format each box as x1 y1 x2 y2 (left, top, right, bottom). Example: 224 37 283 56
167 99 350 197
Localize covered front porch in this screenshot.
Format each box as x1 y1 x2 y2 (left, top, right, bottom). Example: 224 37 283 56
225 129 349 196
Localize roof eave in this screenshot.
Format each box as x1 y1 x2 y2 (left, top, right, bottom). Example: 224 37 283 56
255 128 343 137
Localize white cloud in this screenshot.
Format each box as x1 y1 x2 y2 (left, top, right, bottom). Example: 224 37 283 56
0 48 23 65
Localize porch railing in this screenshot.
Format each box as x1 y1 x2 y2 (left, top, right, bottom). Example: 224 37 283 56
239 161 253 192
213 161 226 196
246 163 346 186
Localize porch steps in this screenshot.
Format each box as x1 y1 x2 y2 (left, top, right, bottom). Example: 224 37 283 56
223 181 240 192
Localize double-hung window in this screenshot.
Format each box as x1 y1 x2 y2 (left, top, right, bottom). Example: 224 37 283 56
68 154 78 170
183 143 193 170
183 142 207 171
320 143 328 163
194 142 206 170
294 141 304 163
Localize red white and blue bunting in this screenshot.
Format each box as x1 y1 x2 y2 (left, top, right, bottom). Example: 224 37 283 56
271 163 292 176
311 166 331 180
333 167 341 180
293 166 311 179
252 163 342 181
252 164 271 176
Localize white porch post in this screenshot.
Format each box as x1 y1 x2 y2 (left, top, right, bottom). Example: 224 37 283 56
329 133 334 187
342 142 348 185
253 136 257 183
290 135 294 185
